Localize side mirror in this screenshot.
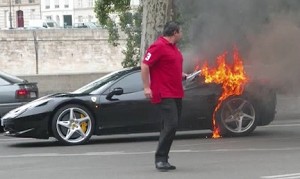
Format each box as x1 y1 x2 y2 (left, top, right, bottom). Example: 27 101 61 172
112 87 123 95
106 87 123 100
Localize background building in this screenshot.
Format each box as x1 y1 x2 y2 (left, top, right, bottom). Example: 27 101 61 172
40 0 98 28
73 0 97 24
40 0 74 27
0 0 140 29
0 0 41 29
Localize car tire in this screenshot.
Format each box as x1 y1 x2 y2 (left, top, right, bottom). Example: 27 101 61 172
216 96 258 137
51 104 95 145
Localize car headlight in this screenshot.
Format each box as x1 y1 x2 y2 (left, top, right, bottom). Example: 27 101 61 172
1 98 52 121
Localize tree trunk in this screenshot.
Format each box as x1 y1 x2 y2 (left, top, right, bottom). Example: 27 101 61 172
140 0 175 58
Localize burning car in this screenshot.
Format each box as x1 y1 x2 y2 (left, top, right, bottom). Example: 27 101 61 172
1 55 276 145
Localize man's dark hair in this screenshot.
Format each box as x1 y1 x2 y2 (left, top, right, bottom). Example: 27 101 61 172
162 21 180 37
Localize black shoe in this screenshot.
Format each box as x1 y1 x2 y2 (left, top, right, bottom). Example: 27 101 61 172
155 161 176 171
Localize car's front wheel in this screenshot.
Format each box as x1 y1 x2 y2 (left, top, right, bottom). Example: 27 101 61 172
51 104 95 145
216 96 257 137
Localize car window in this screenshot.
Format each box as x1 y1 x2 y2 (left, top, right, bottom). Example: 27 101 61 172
43 22 48 28
0 77 10 85
72 68 137 94
72 72 123 94
105 71 143 94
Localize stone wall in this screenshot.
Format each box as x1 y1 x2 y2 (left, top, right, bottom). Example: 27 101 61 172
0 29 125 75
19 72 108 97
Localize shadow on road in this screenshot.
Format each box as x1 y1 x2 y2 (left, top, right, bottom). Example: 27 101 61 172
6 129 276 148
7 131 213 148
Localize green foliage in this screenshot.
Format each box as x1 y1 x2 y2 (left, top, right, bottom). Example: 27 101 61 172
94 0 131 25
119 7 142 67
106 18 119 46
94 0 187 68
94 0 141 68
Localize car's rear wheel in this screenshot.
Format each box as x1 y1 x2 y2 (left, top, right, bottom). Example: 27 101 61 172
51 104 95 145
216 96 257 137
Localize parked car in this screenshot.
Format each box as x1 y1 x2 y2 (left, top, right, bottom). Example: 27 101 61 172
27 19 60 29
73 22 98 29
1 67 276 145
0 71 39 131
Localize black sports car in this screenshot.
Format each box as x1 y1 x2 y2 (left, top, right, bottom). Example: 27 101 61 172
1 67 276 145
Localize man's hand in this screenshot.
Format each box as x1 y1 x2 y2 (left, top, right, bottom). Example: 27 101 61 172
144 87 152 99
182 73 188 81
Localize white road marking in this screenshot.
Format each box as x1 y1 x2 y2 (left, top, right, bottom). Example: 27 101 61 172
261 173 300 179
0 151 150 159
264 123 300 127
1 147 300 159
0 138 35 141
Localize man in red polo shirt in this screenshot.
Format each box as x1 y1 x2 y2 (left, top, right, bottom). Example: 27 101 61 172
141 21 187 171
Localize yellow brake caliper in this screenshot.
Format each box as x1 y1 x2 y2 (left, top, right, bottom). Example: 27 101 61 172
80 114 88 133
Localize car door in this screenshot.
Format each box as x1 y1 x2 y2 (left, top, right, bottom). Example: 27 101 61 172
98 71 159 133
180 75 220 130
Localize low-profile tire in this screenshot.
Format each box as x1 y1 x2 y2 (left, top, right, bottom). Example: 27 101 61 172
51 104 95 145
216 96 258 137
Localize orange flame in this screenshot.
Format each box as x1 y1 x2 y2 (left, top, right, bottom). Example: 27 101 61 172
199 48 249 138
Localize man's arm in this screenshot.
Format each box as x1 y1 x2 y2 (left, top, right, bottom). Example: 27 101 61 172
141 63 152 98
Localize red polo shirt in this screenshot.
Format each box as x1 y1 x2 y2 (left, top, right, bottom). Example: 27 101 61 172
142 36 184 104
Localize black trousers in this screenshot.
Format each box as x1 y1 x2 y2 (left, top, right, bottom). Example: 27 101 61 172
155 98 182 163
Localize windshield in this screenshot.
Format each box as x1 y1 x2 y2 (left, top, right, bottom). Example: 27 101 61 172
47 21 59 28
85 22 97 28
47 22 55 27
72 70 129 94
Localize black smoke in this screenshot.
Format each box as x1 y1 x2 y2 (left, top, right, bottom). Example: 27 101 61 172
176 0 300 94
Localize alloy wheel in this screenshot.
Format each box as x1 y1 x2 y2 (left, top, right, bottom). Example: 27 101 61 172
55 107 93 144
220 97 256 134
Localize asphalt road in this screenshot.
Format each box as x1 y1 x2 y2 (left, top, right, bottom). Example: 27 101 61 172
0 95 300 179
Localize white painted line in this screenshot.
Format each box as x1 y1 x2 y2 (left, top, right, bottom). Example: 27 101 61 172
170 150 192 153
1 147 300 159
0 138 36 141
265 123 300 127
261 173 300 179
0 151 127 159
208 147 300 152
